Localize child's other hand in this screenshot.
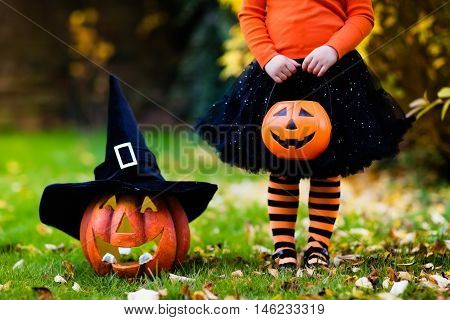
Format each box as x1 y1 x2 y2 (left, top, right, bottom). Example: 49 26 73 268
264 55 301 84
302 46 338 77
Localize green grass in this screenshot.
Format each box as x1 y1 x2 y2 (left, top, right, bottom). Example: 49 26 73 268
0 131 448 300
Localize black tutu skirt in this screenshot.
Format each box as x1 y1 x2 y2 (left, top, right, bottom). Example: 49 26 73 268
195 50 413 178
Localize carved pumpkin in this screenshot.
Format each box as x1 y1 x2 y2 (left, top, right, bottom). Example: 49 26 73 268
262 100 332 160
80 193 190 278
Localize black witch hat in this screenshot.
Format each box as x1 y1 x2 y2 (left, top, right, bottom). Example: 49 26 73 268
39 76 217 239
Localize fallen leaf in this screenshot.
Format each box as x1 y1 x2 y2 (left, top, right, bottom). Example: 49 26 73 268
127 288 160 300
158 289 168 297
424 263 434 271
445 240 450 250
203 282 218 300
398 271 413 281
224 295 237 300
44 243 65 251
333 254 362 267
253 245 271 254
377 292 398 300
0 281 11 291
390 280 408 296
72 282 81 292
36 223 53 235
169 273 194 283
419 277 435 288
16 244 41 254
431 274 450 288
54 274 67 284
32 287 53 300
355 277 373 289
399 232 416 245
349 228 370 237
382 278 391 289
191 291 206 300
367 267 379 284
62 260 75 279
268 268 279 278
387 267 398 281
231 270 243 278
296 269 303 277
351 267 361 273
12 259 24 270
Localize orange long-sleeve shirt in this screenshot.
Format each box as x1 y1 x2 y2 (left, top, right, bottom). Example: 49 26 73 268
238 0 375 67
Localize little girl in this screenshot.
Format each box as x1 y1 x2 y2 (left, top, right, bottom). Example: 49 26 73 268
196 0 412 268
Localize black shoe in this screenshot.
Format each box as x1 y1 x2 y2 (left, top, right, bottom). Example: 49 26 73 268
272 249 298 269
304 246 329 269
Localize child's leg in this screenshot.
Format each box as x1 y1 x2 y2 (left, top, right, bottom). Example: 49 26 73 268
305 176 340 266
267 174 300 267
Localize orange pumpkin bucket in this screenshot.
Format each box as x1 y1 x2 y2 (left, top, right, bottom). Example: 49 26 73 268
261 100 332 160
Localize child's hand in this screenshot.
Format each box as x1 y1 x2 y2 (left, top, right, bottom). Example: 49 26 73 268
264 55 301 84
302 46 338 77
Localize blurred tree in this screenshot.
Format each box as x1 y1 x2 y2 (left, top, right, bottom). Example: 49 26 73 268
68 7 115 126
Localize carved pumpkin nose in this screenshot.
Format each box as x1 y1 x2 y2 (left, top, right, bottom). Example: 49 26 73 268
116 215 134 234
287 119 297 130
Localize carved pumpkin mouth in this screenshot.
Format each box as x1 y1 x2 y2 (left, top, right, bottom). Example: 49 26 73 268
271 131 316 149
95 230 163 269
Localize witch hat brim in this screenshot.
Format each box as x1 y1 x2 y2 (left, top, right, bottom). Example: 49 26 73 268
40 178 217 239
39 75 217 239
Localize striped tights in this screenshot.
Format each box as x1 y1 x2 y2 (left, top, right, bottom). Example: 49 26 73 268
268 174 341 266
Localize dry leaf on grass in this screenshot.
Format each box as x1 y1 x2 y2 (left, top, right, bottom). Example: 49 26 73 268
72 282 81 292
387 267 398 282
12 259 24 270
268 268 279 278
192 291 206 300
390 280 408 296
382 278 391 289
0 281 11 291
231 270 243 278
367 267 379 284
424 263 434 271
355 277 373 290
431 274 450 288
62 260 75 279
44 243 65 251
32 287 53 300
127 288 160 300
169 273 194 283
203 282 218 300
378 292 398 300
252 245 271 254
333 254 362 267
54 275 67 284
397 271 413 281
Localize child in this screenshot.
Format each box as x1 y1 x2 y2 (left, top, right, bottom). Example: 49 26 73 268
196 0 412 269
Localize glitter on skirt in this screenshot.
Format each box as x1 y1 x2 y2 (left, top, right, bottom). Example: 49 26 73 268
195 50 413 178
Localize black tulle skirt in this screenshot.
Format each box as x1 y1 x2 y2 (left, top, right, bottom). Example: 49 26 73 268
195 50 413 178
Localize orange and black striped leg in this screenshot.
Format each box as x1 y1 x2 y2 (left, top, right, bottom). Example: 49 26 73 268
305 176 340 268
268 174 300 268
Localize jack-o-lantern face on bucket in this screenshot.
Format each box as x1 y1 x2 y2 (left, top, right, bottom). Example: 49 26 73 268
261 100 332 160
80 194 190 278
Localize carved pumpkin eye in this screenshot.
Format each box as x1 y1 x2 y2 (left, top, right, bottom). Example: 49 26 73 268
101 195 117 210
299 109 313 117
140 196 158 213
274 108 287 117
